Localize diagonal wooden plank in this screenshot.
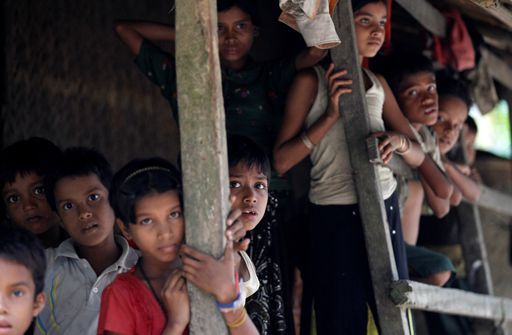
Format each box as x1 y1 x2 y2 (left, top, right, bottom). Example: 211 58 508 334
394 0 446 37
175 0 229 333
330 1 410 334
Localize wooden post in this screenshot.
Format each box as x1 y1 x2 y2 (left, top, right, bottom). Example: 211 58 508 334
456 129 499 334
175 0 229 334
330 1 410 334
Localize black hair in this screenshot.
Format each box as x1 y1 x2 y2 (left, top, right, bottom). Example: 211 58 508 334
352 0 387 12
465 115 478 134
0 137 61 187
436 71 472 110
0 225 46 295
217 0 260 25
0 137 61 220
373 52 435 97
46 147 112 211
110 157 182 227
227 135 271 180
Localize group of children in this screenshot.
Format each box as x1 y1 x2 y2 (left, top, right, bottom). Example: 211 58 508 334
1 136 271 335
1 0 481 334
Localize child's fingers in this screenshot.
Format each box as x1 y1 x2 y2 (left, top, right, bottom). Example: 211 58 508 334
223 239 235 266
181 254 201 270
180 244 207 261
182 264 198 279
174 276 186 290
382 151 393 164
226 208 242 227
329 79 353 96
380 144 394 161
328 70 350 90
234 238 250 252
331 87 353 102
163 269 184 291
226 219 246 241
377 136 391 151
325 63 335 79
176 277 188 291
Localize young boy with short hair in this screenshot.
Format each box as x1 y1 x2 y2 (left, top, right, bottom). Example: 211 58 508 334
377 52 456 287
34 148 138 335
0 225 47 335
0 137 66 248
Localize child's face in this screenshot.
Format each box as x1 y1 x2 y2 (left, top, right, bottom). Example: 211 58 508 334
2 173 59 235
229 163 268 231
0 258 45 335
433 96 468 154
120 191 184 265
217 5 255 70
53 174 115 248
397 71 439 126
354 2 387 59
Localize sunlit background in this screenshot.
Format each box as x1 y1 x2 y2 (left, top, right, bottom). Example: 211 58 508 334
470 100 511 159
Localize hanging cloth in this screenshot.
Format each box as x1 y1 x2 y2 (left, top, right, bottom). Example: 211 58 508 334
279 0 341 49
432 9 476 71
468 49 499 114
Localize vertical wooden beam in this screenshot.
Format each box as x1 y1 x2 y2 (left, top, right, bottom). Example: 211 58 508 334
456 203 494 296
330 1 409 334
175 0 229 334
455 129 499 333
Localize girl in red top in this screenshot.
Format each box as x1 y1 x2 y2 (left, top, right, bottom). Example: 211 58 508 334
97 157 258 335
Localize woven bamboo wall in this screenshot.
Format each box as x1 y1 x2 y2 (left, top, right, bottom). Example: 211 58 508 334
3 0 179 169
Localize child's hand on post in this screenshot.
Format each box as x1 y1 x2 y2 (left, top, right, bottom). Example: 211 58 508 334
180 237 238 305
325 63 352 120
161 269 190 335
372 131 411 164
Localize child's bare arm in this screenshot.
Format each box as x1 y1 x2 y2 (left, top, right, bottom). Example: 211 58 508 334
370 131 424 166
274 65 352 175
180 208 245 302
402 180 424 245
295 47 328 70
449 184 463 206
377 74 453 198
114 21 176 55
417 156 453 199
444 160 481 202
421 177 450 218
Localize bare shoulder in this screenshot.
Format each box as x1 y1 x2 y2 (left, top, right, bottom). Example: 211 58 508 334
294 67 319 86
374 72 389 87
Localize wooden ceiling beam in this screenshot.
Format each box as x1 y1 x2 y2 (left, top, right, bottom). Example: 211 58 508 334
466 0 512 29
483 48 512 90
393 0 446 37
